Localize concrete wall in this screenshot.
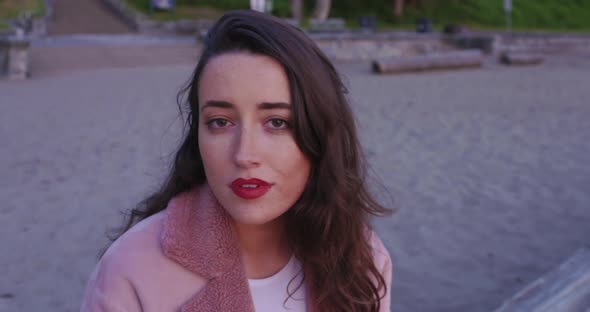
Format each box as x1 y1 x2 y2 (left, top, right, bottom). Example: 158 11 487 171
312 31 590 62
0 38 30 80
497 32 590 54
97 0 590 60
100 0 212 35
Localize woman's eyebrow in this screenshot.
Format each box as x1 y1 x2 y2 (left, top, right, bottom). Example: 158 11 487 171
201 101 291 112
257 102 291 110
201 100 233 112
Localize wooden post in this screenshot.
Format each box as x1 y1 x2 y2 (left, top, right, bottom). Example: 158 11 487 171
312 0 332 21
504 0 512 32
394 0 404 18
0 38 30 80
372 50 483 74
500 52 544 66
290 0 302 21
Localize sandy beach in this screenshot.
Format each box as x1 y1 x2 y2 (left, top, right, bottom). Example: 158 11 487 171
1 41 589 312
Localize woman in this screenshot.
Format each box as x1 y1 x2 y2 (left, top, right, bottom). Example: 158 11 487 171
82 10 392 312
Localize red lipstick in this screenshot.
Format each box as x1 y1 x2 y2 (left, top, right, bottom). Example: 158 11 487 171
230 178 272 199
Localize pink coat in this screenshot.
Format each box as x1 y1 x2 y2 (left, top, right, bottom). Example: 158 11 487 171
81 185 392 311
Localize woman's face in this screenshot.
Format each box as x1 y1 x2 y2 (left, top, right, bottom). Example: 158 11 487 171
198 52 311 227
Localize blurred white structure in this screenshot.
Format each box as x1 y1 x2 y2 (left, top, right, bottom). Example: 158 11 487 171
153 0 173 10
250 0 265 12
504 0 512 31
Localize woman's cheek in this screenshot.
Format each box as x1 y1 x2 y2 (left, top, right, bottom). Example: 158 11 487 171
203 133 237 170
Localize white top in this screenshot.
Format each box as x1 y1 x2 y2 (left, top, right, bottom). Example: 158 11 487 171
248 255 307 312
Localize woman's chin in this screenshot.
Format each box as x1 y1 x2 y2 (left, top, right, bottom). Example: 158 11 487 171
225 207 285 228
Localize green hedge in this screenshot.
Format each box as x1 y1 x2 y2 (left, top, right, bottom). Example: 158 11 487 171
0 0 45 20
395 0 590 31
126 0 590 31
330 0 590 31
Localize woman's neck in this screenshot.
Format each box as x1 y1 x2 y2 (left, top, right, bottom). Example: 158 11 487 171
234 217 291 279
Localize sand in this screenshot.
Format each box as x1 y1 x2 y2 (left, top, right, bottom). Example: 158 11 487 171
1 40 589 312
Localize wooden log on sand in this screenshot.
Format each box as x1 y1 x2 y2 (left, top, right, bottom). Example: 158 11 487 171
494 247 590 312
372 50 483 74
500 52 544 66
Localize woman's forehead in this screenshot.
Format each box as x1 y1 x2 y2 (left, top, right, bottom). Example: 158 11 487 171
198 53 291 109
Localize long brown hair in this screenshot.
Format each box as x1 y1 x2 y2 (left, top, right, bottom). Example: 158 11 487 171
110 10 392 311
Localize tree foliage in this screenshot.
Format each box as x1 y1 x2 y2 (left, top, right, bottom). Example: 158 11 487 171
328 0 590 30
126 0 590 31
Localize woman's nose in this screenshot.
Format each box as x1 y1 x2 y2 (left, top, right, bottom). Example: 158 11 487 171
233 128 261 169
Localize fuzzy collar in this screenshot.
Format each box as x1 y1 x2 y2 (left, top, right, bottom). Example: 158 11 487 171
161 185 255 312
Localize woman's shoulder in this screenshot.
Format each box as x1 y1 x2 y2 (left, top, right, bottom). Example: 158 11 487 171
103 211 168 264
368 230 393 312
368 230 392 268
82 210 208 311
81 212 168 311
89 211 169 290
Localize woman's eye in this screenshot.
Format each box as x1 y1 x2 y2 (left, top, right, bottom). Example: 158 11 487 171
207 118 231 129
267 118 289 129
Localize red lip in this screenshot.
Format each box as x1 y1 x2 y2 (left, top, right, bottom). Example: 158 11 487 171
230 178 272 199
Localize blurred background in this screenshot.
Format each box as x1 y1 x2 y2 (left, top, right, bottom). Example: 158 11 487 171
1 0 589 311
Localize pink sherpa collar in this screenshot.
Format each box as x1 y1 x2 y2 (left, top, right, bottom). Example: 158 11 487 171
160 185 255 312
